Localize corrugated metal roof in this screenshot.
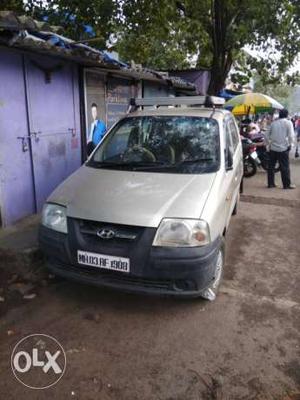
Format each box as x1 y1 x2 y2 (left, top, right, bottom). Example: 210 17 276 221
0 11 195 91
0 11 62 33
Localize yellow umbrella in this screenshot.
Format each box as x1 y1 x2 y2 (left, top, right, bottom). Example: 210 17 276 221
225 92 284 116
229 104 256 116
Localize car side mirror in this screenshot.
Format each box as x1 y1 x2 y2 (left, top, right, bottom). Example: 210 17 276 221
225 148 233 171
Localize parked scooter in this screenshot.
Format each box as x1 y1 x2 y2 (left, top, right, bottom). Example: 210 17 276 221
242 137 258 178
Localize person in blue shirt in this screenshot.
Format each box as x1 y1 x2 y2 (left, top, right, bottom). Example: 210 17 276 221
87 103 106 155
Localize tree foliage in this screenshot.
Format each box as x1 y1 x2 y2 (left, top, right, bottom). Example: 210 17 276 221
253 73 300 111
0 0 25 13
115 0 300 94
254 76 292 108
2 0 299 94
1 0 118 48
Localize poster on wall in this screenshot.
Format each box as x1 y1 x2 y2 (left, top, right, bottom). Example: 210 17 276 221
85 72 135 153
106 78 133 128
85 71 107 152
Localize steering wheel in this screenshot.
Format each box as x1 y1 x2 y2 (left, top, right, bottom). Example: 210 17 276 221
123 145 156 163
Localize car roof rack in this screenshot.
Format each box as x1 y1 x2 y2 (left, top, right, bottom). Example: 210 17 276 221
129 95 225 109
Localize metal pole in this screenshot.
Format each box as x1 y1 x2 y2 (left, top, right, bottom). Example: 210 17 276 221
22 54 38 213
78 65 87 163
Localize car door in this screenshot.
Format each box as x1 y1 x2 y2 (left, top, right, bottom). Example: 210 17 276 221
224 116 241 226
228 116 243 196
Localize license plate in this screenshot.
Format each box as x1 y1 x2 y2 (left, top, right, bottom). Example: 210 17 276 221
77 250 130 273
251 151 258 159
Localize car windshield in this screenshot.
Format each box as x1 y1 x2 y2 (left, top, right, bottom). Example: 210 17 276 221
88 116 220 174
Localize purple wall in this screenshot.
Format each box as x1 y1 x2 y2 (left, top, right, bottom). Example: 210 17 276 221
0 49 36 225
0 48 82 226
169 70 211 95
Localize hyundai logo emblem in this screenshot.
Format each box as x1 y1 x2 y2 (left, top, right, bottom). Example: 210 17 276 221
96 228 115 239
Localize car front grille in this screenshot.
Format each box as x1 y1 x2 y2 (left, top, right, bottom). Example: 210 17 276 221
76 219 144 242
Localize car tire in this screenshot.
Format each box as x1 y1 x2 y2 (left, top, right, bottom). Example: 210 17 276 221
232 193 239 216
200 238 225 301
243 157 257 178
239 178 244 194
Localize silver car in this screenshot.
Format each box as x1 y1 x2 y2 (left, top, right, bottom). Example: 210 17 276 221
39 97 243 300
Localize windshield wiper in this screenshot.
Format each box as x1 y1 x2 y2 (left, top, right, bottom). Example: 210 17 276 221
88 158 214 171
130 161 172 170
130 158 215 171
176 158 214 164
88 160 168 169
153 158 214 169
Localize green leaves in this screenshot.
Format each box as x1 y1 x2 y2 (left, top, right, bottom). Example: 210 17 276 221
2 0 299 94
114 0 300 94
2 0 118 46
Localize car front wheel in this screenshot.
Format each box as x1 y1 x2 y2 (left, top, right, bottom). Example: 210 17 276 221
200 239 225 301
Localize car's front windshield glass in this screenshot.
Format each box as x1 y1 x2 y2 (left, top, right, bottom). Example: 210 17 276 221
88 115 220 174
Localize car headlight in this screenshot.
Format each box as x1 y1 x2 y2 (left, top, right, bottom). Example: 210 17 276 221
153 218 210 247
42 203 68 234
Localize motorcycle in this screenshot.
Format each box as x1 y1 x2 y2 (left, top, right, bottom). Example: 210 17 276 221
242 137 258 178
250 132 280 173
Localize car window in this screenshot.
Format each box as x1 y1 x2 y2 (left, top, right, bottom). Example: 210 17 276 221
88 116 221 174
229 118 240 151
225 122 234 153
224 121 235 169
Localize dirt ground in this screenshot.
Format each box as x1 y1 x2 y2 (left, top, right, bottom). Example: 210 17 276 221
0 160 300 400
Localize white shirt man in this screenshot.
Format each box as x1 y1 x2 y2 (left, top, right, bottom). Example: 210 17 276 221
266 117 295 152
265 110 296 189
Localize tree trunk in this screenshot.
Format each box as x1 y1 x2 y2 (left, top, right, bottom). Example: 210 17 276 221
207 66 228 95
206 0 233 95
207 55 233 95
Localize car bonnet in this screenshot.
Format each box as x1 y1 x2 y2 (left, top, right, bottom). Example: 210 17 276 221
47 165 216 228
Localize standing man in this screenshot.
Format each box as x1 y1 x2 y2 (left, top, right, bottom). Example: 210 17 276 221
266 109 295 189
295 116 300 158
87 103 106 155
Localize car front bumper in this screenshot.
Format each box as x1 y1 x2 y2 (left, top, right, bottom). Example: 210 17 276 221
39 218 222 298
